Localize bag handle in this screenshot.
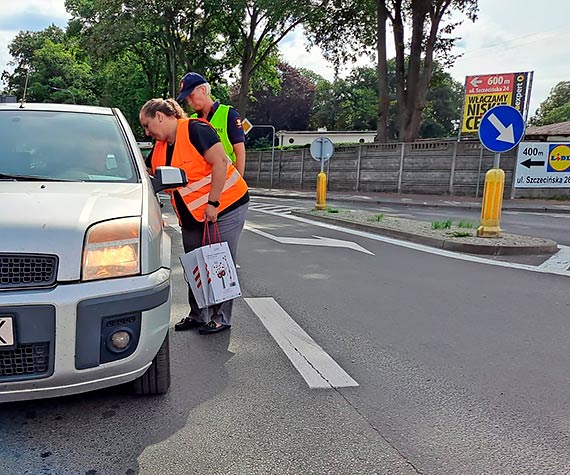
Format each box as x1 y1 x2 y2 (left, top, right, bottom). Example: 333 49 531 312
202 222 222 245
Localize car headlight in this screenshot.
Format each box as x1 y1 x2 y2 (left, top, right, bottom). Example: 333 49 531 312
82 217 141 281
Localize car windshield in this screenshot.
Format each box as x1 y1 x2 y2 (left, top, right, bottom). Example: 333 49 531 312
0 109 137 182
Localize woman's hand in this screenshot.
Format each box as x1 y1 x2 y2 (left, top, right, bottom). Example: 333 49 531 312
204 203 219 222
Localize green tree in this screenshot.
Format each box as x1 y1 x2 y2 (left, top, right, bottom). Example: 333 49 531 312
2 27 98 104
303 62 462 138
306 0 478 142
530 81 570 126
246 62 316 131
65 0 231 98
218 0 325 116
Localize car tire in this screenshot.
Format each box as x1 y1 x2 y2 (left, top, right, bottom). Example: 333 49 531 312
132 331 171 395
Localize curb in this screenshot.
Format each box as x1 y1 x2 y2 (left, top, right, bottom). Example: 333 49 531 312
291 211 559 256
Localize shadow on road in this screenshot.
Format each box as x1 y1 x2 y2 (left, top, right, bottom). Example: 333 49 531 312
0 329 234 475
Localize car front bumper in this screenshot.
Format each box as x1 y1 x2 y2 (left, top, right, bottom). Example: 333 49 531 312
0 267 171 402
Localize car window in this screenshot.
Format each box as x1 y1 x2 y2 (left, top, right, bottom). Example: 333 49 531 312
0 110 138 182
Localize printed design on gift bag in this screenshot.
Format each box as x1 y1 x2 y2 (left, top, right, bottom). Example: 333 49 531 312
210 256 237 289
180 222 241 308
192 265 211 289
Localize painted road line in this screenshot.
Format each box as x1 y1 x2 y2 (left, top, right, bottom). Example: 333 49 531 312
245 297 359 389
262 210 570 278
244 224 374 255
539 245 570 271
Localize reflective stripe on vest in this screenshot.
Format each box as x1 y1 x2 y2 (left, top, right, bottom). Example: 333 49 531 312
184 169 242 210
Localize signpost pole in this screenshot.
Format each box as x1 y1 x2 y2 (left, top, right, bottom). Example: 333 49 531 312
493 153 500 169
310 137 334 211
477 105 525 238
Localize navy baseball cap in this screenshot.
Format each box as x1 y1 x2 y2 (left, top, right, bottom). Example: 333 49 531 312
176 72 207 101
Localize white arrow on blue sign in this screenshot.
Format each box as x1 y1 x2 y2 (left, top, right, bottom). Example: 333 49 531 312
478 105 526 153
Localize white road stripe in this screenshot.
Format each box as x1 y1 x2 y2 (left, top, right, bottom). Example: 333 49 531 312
539 245 570 271
265 211 570 278
245 297 359 389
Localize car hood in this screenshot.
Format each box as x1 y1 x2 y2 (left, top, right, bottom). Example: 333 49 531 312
0 182 143 281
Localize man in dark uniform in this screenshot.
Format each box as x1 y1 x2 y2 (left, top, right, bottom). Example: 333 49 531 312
177 72 246 177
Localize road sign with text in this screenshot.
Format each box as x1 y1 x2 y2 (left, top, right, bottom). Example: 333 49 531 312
461 72 531 133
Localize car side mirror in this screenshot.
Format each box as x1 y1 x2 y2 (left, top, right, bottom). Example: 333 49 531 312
150 166 188 193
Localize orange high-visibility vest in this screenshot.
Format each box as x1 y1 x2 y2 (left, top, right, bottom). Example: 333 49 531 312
151 118 247 222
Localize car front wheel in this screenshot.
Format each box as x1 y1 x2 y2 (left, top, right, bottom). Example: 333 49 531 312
132 332 171 395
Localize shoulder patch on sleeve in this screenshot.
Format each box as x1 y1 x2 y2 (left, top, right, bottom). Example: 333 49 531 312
235 118 242 129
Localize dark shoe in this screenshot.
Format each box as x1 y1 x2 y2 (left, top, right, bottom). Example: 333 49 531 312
199 321 231 335
174 317 205 331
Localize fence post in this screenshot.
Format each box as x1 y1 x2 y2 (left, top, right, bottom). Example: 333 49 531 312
256 151 262 186
326 155 331 190
355 144 362 191
277 149 283 186
449 141 458 195
476 145 484 198
397 143 406 193
300 148 305 189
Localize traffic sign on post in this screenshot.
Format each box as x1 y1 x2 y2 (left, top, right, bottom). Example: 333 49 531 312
310 137 334 162
478 105 526 153
310 137 334 211
242 118 253 135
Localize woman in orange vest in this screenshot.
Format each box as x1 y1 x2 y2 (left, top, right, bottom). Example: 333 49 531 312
140 98 249 335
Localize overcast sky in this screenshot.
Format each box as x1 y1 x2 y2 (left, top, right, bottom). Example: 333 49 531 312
1 0 568 117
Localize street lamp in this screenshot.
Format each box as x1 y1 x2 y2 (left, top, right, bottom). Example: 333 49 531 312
49 86 76 104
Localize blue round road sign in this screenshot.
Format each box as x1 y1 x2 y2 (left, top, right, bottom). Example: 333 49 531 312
478 105 525 153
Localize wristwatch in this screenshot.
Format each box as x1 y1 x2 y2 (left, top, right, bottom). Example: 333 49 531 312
207 199 220 208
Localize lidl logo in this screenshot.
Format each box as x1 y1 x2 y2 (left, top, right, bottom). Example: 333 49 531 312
547 144 570 172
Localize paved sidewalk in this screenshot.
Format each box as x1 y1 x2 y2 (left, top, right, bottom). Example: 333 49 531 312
250 187 570 214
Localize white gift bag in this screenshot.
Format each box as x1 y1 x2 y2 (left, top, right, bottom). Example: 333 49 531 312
179 223 241 308
179 247 212 309
199 241 241 304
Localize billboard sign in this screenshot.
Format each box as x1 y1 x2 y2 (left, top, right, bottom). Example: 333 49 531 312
514 142 570 188
461 72 531 134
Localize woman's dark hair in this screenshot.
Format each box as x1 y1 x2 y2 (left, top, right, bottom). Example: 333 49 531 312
140 98 187 119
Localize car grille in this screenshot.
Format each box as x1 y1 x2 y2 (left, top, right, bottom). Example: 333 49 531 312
0 342 50 380
0 254 58 290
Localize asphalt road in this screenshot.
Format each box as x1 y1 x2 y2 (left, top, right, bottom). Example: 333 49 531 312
1 198 570 474
251 195 570 246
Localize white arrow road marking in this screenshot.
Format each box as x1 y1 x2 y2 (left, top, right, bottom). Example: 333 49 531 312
539 245 570 272
244 224 374 255
488 113 515 143
245 297 359 389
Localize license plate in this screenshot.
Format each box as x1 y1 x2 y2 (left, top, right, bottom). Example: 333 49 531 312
0 316 15 348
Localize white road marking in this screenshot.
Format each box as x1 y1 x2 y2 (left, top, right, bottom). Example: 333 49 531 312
539 245 570 271
244 297 359 389
165 206 570 277
255 210 570 278
244 224 374 255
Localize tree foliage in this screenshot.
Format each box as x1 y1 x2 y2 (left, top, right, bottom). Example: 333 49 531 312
65 0 231 98
246 62 316 131
530 81 570 126
216 0 324 116
306 0 478 141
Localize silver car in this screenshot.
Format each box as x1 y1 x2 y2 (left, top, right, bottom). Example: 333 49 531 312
0 103 185 402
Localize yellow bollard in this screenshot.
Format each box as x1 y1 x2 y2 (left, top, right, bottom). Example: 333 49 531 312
477 168 505 237
315 172 327 210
